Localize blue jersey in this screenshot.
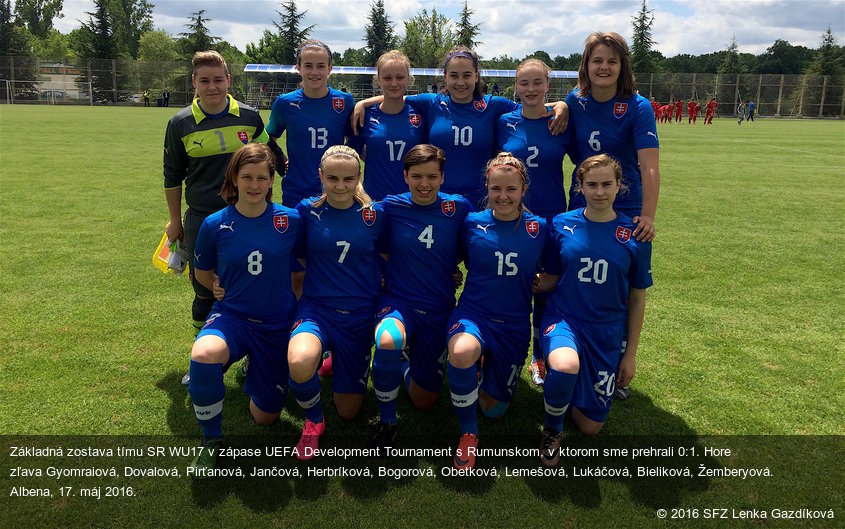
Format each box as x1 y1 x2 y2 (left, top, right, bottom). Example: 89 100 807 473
544 209 653 324
347 104 427 201
495 109 571 219
194 204 303 321
564 90 659 214
456 209 549 322
266 88 355 207
407 93 518 205
295 198 386 312
380 192 473 310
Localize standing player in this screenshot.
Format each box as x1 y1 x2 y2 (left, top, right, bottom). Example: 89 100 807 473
649 97 660 120
687 98 700 124
187 144 302 475
534 154 652 466
495 58 572 387
353 46 567 208
163 50 268 385
737 99 747 125
674 98 684 123
704 97 718 124
347 50 427 201
447 153 549 470
370 145 472 449
563 32 659 398
266 39 354 208
747 100 756 122
287 146 385 459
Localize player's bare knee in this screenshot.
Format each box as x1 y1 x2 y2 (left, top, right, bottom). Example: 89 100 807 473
448 337 480 369
479 391 508 419
249 402 279 426
547 347 579 374
190 336 228 364
334 394 363 420
572 409 604 435
409 385 438 410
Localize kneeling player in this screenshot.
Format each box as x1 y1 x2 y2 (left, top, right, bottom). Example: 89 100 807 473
446 154 549 470
371 145 472 450
187 144 302 475
535 154 652 467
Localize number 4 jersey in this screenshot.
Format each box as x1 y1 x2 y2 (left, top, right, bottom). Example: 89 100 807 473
194 204 303 321
543 209 652 324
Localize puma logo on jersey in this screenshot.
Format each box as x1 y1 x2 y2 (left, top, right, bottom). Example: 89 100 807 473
289 101 302 109
647 131 657 138
578 99 588 111
506 122 518 131
476 224 490 234
598 395 609 406
369 116 380 124
309 210 323 221
440 100 449 107
563 224 576 234
193 139 205 148
218 222 234 232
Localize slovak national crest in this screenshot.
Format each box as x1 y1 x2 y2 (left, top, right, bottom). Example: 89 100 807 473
362 208 377 226
333 97 346 113
273 214 288 233
543 324 556 336
409 113 421 127
525 220 540 238
616 226 632 243
441 200 456 217
473 99 487 112
238 131 249 144
613 102 628 118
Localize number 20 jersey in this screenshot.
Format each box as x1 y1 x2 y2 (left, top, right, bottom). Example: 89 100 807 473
543 209 652 324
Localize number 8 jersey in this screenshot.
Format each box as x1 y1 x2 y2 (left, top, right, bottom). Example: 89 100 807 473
194 204 303 321
543 209 653 324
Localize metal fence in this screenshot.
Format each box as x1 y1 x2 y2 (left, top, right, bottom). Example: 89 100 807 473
1 56 843 118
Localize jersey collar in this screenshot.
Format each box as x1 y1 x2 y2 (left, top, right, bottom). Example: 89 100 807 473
191 94 241 124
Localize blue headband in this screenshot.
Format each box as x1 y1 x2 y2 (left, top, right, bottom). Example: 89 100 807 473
444 51 477 70
297 42 332 63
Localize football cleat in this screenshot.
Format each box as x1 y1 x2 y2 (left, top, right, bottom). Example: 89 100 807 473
189 438 222 479
317 351 333 377
539 428 563 467
181 372 191 386
453 433 478 470
295 419 326 460
529 359 546 386
235 356 249 385
613 385 632 401
369 421 399 457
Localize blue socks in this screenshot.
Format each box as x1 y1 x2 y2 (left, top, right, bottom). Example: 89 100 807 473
372 347 401 424
188 360 224 440
543 367 577 432
448 363 479 435
290 373 323 424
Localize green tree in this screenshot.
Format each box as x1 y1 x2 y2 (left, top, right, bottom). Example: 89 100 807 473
179 9 219 57
806 26 844 76
481 54 518 69
13 0 63 39
528 50 552 66
717 37 743 74
454 0 480 49
630 0 658 72
246 0 313 65
245 29 285 64
0 0 19 53
76 0 117 100
109 0 153 59
31 28 72 61
341 46 368 66
364 0 395 66
754 39 814 74
553 53 582 71
399 7 453 67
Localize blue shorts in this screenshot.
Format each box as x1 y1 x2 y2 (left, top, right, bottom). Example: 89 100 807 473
198 310 291 413
540 316 625 423
376 298 450 393
447 308 530 404
290 300 374 395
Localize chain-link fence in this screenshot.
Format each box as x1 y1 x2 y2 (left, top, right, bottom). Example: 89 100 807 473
1 56 843 118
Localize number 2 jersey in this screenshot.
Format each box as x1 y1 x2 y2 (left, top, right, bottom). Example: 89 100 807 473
194 204 303 321
295 198 387 313
564 90 659 214
380 192 473 311
456 209 549 322
266 88 354 207
543 209 652 324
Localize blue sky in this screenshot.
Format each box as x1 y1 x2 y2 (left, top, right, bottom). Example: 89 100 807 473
53 0 845 60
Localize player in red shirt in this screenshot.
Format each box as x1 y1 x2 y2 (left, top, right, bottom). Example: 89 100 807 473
659 103 672 124
650 97 660 121
687 98 700 124
704 98 717 124
674 99 684 123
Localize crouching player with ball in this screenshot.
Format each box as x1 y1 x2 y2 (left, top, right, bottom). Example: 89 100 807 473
447 153 549 470
187 144 302 476
534 154 652 467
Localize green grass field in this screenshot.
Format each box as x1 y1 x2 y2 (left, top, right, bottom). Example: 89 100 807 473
0 106 843 527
